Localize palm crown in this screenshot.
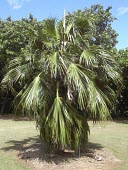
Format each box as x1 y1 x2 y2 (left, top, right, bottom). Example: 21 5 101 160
2 16 122 151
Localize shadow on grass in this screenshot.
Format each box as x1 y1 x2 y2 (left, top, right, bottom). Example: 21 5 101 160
1 137 103 164
113 120 128 124
0 114 14 120
0 114 33 121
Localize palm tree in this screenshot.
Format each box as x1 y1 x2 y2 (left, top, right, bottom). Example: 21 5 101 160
1 16 122 152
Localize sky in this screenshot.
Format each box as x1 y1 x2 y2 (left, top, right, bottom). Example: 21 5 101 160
0 0 128 50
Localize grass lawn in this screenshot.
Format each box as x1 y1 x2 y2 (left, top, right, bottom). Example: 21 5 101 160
0 118 37 170
0 118 128 170
89 121 128 170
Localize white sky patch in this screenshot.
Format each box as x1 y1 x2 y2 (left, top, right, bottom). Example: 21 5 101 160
117 7 128 16
7 0 31 10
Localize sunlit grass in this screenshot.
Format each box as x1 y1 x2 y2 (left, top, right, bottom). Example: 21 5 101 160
0 119 37 170
0 119 127 170
89 121 128 170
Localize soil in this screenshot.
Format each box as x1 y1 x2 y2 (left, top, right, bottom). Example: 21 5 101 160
18 141 122 170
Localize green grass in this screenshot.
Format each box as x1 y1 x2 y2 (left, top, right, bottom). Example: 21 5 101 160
89 121 128 170
0 119 128 170
0 119 38 170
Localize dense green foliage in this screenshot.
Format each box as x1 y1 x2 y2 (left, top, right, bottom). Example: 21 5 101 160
115 48 128 118
65 5 118 49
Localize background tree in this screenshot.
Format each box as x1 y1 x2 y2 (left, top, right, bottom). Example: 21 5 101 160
115 48 128 118
65 4 118 49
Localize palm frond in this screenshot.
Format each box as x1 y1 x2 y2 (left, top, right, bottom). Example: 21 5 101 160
80 46 122 86
66 63 95 110
43 18 59 40
66 63 113 120
80 49 98 67
87 82 112 121
1 64 29 94
43 52 70 78
14 74 52 114
9 57 23 69
39 87 87 151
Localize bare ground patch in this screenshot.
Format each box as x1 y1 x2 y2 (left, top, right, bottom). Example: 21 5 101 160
18 141 122 170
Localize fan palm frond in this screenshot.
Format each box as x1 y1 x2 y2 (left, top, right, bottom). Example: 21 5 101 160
1 64 29 94
39 87 89 151
14 74 52 114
